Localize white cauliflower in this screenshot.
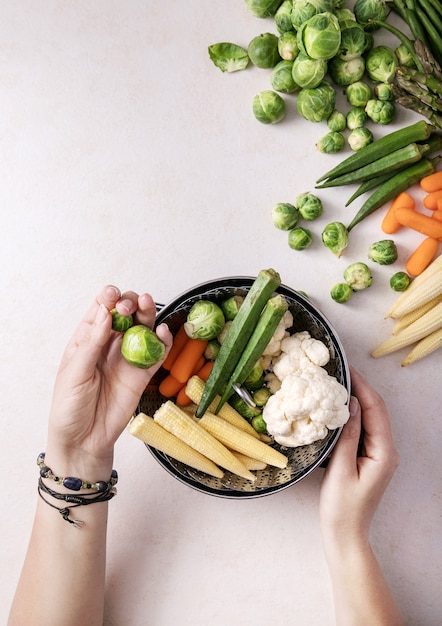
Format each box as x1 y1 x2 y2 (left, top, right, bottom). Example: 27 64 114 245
262 310 294 357
272 331 330 380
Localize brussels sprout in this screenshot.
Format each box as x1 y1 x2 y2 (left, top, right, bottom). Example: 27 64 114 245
248 33 281 68
292 51 327 89
275 0 294 32
208 43 249 73
111 308 133 332
297 12 341 60
271 60 299 93
253 90 286 124
327 109 347 132
296 192 323 220
328 55 365 86
252 387 272 407
346 106 367 129
317 131 345 153
335 8 356 24
368 239 398 265
343 262 373 291
390 271 410 292
278 31 299 60
204 339 221 360
291 0 335 29
322 221 349 257
184 300 225 340
272 202 299 230
217 320 232 344
353 0 388 30
229 393 262 420
296 80 336 122
338 22 369 60
374 82 394 101
244 362 265 390
251 414 268 434
365 98 395 124
121 325 165 369
244 0 284 18
365 45 398 83
395 43 416 68
348 126 373 151
330 282 353 303
220 295 244 321
345 81 372 107
288 227 313 250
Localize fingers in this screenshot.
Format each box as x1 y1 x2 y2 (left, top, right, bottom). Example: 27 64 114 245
325 395 362 478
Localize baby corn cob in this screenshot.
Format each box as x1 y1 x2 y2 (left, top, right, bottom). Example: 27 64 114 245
388 271 442 319
199 412 288 469
392 294 442 334
128 413 224 478
401 327 442 366
230 451 267 471
185 375 260 439
372 300 442 358
154 401 256 482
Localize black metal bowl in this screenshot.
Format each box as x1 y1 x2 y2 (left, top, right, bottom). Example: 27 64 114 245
138 276 351 499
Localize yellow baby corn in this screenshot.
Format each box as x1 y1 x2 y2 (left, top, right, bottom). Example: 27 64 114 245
128 413 224 478
386 254 442 318
154 401 256 482
185 375 260 439
230 451 267 471
401 327 442 366
392 294 442 334
199 412 288 469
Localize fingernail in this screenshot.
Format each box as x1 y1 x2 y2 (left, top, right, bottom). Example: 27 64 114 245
96 303 109 325
349 395 360 417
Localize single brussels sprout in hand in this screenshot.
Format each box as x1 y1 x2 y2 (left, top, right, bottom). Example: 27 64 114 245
346 106 367 129
184 300 225 340
365 45 398 83
208 43 249 73
272 202 299 230
121 325 165 369
330 282 353 303
220 295 244 321
296 192 323 220
328 55 365 86
345 80 372 107
368 239 398 265
322 221 349 257
288 227 313 250
390 271 410 292
348 126 373 150
343 262 373 291
274 0 295 33
111 308 133 332
248 33 281 68
297 80 336 122
327 109 347 132
278 31 299 61
353 0 388 30
270 60 299 93
317 131 345 153
292 51 327 88
365 99 395 124
253 90 286 124
296 12 341 60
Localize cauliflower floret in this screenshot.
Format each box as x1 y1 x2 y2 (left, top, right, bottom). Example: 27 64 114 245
272 331 330 380
262 310 294 357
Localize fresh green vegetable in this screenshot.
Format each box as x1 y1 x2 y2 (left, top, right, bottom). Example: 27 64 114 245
253 90 286 124
330 282 353 303
390 271 411 292
195 269 281 418
348 126 374 151
184 300 225 340
274 0 294 32
296 12 341 60
288 227 313 250
346 107 367 129
395 43 416 68
228 394 263 420
374 82 394 101
292 51 327 88
338 21 369 60
204 339 221 360
296 80 336 122
368 239 398 265
208 43 250 73
344 172 391 206
121 325 165 369
278 30 299 60
244 0 284 18
252 387 272 407
251 414 268 434
244 362 265 390
327 109 347 132
343 262 373 291
345 81 372 107
111 308 133 332
291 0 335 29
365 45 398 83
272 202 299 230
248 32 281 68
328 55 365 86
296 192 323 220
365 98 395 125
270 60 299 93
317 131 345 153
216 293 288 410
220 296 244 321
353 0 388 29
322 222 349 257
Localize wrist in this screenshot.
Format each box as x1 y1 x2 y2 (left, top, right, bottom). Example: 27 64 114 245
43 444 115 488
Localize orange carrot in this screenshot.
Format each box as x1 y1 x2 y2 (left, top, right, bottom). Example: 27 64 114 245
381 191 415 234
423 190 442 210
420 170 442 193
196 359 214 382
162 325 190 371
405 237 440 276
176 385 192 407
394 208 442 239
432 209 442 222
159 373 184 398
170 338 208 383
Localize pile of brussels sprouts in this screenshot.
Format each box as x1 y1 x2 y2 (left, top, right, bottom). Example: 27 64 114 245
209 0 406 153
272 192 323 250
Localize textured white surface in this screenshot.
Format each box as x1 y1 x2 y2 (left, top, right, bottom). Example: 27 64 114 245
1 2 441 625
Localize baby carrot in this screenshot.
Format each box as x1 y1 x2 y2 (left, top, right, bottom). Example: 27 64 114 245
432 209 442 222
162 325 190 371
405 237 440 276
423 189 442 210
394 207 442 239
176 385 193 407
159 373 184 398
171 338 208 384
420 170 442 193
196 360 214 382
381 191 415 234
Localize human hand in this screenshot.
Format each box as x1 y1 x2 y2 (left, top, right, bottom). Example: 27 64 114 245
319 366 399 549
45 285 172 479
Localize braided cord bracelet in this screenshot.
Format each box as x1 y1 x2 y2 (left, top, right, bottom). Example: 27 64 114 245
37 452 118 492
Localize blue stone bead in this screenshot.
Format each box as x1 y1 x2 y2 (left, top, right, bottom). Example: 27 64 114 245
111 469 118 483
63 476 82 491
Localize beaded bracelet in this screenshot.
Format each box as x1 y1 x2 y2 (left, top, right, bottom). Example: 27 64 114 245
37 452 118 492
38 477 116 528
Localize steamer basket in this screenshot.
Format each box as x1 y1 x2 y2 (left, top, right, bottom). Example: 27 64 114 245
138 276 351 499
